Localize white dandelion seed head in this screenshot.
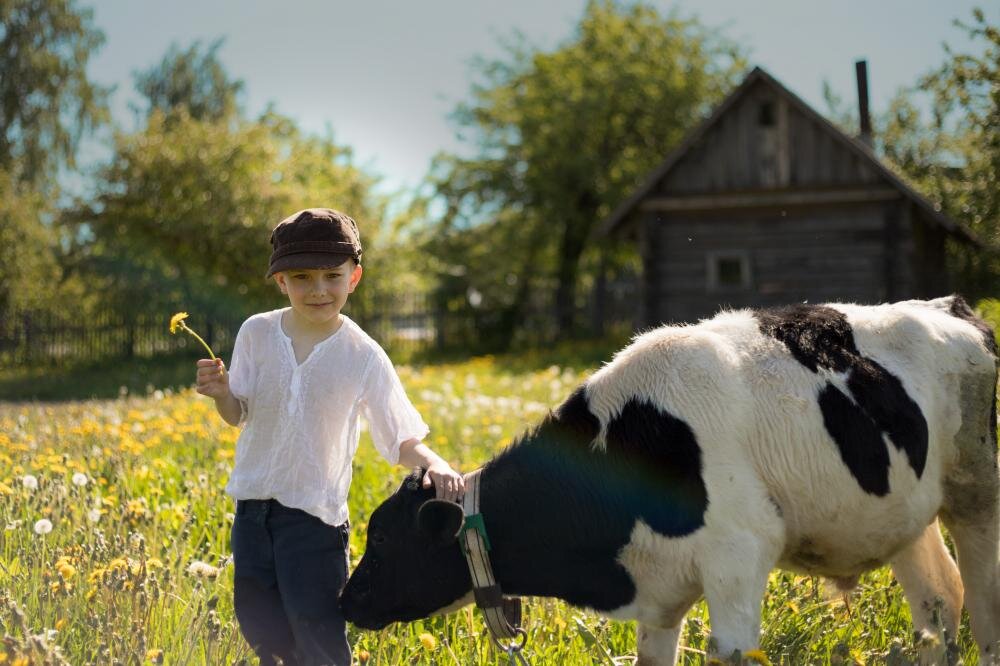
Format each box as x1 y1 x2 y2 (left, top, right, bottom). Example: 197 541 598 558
87 509 101 523
34 518 53 535
72 473 89 487
22 474 38 490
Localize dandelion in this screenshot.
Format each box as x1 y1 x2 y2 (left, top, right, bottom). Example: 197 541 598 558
33 518 53 535
744 649 772 665
87 508 101 523
168 312 219 363
418 632 437 651
22 474 38 490
146 648 164 664
71 472 88 487
186 561 220 578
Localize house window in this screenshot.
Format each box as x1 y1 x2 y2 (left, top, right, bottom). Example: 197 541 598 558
758 101 775 127
707 251 752 291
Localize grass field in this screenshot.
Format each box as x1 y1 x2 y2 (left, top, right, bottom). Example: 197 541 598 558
0 347 988 665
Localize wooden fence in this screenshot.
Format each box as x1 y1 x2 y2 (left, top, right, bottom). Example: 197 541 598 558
0 284 637 368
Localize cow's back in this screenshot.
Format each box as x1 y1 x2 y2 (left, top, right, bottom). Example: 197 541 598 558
586 297 996 580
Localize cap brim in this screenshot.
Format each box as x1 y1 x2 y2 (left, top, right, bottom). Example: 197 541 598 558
266 252 355 278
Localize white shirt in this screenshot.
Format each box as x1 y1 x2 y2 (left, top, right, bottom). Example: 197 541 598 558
225 308 429 525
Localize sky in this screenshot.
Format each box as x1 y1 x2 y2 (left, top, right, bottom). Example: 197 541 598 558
82 0 997 199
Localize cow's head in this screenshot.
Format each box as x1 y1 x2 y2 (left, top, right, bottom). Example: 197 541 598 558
340 469 472 629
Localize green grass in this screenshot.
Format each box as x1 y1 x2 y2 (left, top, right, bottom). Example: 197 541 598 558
0 314 996 664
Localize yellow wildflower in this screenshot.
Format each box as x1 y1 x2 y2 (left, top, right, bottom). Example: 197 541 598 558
55 618 68 630
146 648 164 663
169 311 218 362
56 561 76 580
744 650 772 666
168 312 189 334
418 632 437 650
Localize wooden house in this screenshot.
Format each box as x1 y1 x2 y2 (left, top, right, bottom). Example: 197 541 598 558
597 66 977 327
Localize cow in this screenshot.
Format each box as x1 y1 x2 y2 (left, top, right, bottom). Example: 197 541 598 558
340 296 1000 664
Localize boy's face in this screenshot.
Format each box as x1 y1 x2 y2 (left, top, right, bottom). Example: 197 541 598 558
274 260 362 326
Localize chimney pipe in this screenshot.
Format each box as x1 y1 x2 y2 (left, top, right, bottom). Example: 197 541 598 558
855 60 873 148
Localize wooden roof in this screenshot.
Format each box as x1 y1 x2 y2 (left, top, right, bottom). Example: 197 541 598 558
597 66 977 245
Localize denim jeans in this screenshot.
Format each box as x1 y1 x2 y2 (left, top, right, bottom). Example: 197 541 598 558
231 499 351 666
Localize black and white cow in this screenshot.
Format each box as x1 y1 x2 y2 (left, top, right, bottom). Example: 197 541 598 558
340 296 1000 664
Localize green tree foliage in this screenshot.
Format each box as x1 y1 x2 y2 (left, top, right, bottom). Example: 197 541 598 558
133 39 244 123
63 108 388 318
879 9 1000 296
0 172 59 311
430 0 744 341
0 0 109 187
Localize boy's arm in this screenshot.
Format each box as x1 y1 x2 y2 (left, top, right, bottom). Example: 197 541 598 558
213 392 243 427
398 439 465 502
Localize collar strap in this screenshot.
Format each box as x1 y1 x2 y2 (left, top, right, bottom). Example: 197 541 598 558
460 469 524 643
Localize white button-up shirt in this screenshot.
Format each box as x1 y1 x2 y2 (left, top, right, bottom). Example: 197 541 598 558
225 308 429 525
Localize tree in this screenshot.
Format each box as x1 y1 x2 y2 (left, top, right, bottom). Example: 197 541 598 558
878 9 1000 297
431 0 744 341
0 0 109 187
0 172 59 311
63 107 390 317
133 39 244 123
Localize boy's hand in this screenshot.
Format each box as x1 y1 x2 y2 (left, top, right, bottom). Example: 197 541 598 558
195 358 230 400
423 461 465 503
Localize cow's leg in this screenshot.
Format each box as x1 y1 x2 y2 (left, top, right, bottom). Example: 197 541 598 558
637 624 682 666
636 593 700 666
940 370 1000 661
700 537 774 660
890 519 963 664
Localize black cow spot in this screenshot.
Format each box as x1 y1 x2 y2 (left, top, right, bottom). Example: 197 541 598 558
554 386 601 446
757 305 856 373
757 304 928 495
819 383 891 496
605 398 708 537
948 294 998 356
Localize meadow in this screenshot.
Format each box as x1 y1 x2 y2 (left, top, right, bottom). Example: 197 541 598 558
0 349 985 665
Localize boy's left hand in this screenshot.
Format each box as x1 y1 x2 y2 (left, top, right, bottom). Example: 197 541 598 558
423 461 464 503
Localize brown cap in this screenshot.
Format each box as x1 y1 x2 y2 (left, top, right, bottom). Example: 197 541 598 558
266 208 362 278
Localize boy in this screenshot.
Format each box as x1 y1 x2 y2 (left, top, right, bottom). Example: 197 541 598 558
195 208 464 666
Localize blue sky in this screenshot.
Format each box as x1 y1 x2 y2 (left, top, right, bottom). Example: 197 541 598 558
83 0 996 197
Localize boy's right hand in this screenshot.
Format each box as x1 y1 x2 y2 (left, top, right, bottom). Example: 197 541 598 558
196 359 230 400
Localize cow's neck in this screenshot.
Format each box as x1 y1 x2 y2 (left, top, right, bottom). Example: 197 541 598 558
472 390 639 613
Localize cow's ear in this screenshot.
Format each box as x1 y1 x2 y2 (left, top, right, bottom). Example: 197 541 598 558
417 499 464 545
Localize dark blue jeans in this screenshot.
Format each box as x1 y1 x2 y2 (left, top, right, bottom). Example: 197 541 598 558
231 499 351 666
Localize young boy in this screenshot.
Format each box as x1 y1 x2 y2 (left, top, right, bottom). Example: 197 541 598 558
195 208 464 666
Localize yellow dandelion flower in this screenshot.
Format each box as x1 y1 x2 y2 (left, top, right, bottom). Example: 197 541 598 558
744 650 772 666
146 648 164 663
13 656 29 666
168 311 218 362
168 312 189 334
57 561 76 580
418 632 437 650
55 618 68 630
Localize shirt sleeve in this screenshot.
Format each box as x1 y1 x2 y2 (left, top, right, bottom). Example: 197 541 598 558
227 318 256 423
360 348 430 465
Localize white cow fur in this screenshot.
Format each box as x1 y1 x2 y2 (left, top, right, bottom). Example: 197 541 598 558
582 298 999 664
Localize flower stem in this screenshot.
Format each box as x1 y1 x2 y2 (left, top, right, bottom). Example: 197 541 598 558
180 322 217 361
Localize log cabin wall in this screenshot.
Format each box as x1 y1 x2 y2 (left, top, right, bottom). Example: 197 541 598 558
603 68 973 329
